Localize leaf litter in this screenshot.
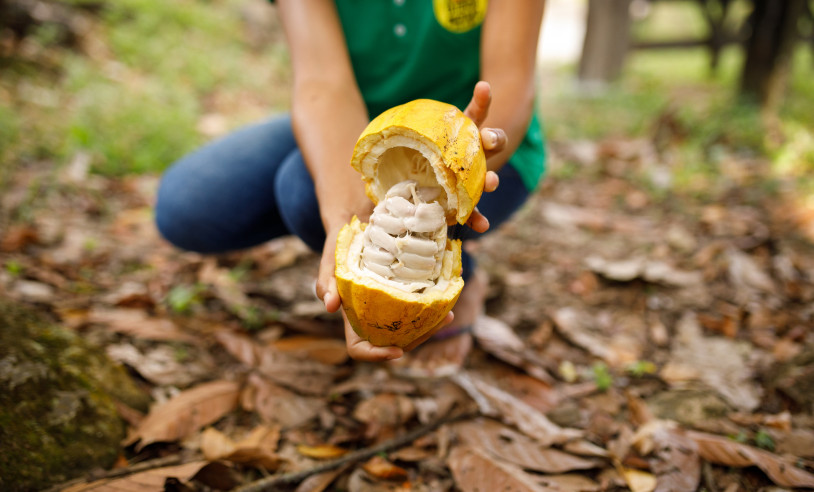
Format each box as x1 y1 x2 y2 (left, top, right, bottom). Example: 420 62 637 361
3 88 814 491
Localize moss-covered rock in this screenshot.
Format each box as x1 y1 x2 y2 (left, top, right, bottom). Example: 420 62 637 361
0 300 150 491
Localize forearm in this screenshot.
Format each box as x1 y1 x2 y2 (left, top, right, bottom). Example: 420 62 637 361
480 0 545 172
290 80 371 231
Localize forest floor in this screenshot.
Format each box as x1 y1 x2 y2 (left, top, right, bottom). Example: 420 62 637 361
2 1 814 491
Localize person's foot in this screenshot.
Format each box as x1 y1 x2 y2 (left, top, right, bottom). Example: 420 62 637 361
389 268 488 378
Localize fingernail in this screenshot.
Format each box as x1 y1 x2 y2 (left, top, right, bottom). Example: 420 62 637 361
483 130 497 148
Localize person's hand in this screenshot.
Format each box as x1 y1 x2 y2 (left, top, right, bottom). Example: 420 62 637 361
320 81 505 362
463 80 505 234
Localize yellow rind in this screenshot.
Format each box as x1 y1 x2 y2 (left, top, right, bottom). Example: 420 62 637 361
335 217 464 349
351 99 486 225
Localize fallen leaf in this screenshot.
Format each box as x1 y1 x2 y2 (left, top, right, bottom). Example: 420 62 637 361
294 465 351 492
198 258 256 320
362 456 408 481
125 380 240 450
453 418 600 474
214 329 260 367
245 372 324 429
297 443 349 459
87 307 198 343
727 247 775 301
471 316 554 383
201 425 281 470
106 343 213 387
447 446 552 492
631 420 700 492
272 335 349 365
618 467 657 492
257 344 339 395
62 461 208 491
585 255 702 287
661 312 762 411
353 393 415 440
551 308 641 367
452 372 582 446
688 430 814 487
346 467 412 492
0 224 39 252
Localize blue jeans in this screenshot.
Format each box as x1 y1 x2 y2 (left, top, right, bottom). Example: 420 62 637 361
155 115 530 281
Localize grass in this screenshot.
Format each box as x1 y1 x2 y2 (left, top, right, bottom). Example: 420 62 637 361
0 0 290 182
1 0 812 200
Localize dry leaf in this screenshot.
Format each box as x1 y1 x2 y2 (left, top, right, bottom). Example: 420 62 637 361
198 258 256 319
471 316 554 383
201 425 280 469
257 344 339 395
618 467 657 492
272 335 349 365
87 307 197 343
452 372 582 446
106 343 213 387
353 393 415 438
63 461 208 491
534 474 601 491
688 430 814 487
214 329 260 367
246 372 324 429
294 465 350 492
551 308 641 367
662 312 762 411
631 420 700 492
447 446 552 492
454 418 599 474
125 380 240 450
362 456 408 481
297 444 349 459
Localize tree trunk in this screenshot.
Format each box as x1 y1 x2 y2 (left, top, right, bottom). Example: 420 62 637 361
578 0 633 85
740 0 805 110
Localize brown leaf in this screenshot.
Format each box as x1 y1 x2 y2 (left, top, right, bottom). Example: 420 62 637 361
0 224 39 252
632 420 700 492
534 474 601 491
257 344 339 395
62 461 208 491
87 307 198 343
551 308 641 367
297 444 349 459
688 430 814 487
452 372 582 446
214 329 260 367
454 418 600 474
362 456 408 481
125 380 240 450
294 465 350 492
272 335 349 365
471 316 554 383
447 446 552 492
246 372 324 429
198 258 256 320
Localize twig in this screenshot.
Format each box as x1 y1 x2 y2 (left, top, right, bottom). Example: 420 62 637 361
45 454 185 492
234 410 474 492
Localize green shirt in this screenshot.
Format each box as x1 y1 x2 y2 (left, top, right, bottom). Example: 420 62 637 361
280 0 546 190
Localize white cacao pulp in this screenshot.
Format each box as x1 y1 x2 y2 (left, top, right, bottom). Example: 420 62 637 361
360 180 447 293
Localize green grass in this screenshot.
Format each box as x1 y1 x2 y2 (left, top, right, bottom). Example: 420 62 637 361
0 0 290 180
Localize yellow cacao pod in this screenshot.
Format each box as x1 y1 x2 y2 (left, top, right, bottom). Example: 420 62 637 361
335 99 486 348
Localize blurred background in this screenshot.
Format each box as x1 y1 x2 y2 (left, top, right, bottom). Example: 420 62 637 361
0 0 811 201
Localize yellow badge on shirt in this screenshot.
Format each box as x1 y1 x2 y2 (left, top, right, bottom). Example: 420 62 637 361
433 0 488 33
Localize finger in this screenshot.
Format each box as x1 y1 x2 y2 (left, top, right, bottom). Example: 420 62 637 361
484 171 499 193
344 313 403 361
466 208 490 234
463 81 492 127
317 235 341 313
481 128 507 156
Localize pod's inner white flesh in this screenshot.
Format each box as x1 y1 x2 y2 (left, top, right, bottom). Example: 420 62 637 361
360 179 447 293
